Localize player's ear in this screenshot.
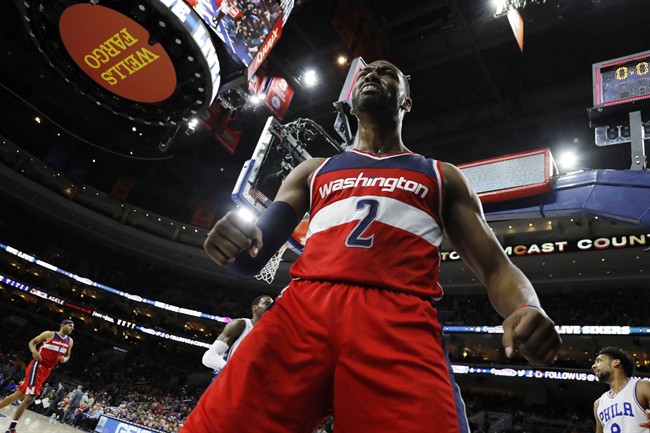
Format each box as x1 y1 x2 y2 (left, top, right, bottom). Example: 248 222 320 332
400 97 412 113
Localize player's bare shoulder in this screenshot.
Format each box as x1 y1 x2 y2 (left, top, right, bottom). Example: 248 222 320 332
296 157 326 182
637 378 650 407
440 162 470 194
275 157 326 206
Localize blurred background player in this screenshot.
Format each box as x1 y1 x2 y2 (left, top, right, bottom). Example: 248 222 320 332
0 320 74 433
592 346 650 433
202 295 273 378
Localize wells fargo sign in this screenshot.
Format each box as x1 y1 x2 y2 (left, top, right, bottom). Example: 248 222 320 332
59 4 176 103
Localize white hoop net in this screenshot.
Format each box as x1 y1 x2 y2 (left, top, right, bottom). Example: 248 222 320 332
255 243 289 284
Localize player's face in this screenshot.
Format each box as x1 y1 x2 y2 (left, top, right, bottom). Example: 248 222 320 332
61 323 74 335
254 296 274 317
592 354 613 382
351 61 405 114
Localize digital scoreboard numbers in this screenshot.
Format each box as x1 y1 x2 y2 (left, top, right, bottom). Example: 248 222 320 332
598 56 650 105
593 50 650 108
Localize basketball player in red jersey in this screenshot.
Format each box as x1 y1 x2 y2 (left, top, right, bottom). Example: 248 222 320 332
0 320 74 433
185 60 561 433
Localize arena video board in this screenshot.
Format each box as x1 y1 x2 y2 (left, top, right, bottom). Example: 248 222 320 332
191 0 294 79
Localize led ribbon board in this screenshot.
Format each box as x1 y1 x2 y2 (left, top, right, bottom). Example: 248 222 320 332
17 0 220 125
458 148 556 203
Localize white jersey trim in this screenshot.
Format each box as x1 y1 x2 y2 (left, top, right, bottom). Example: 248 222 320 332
41 343 68 353
307 195 443 247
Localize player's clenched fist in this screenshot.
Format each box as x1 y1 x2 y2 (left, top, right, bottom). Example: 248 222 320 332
502 306 561 366
203 211 263 266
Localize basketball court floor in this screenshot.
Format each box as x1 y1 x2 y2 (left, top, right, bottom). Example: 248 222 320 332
0 407 80 433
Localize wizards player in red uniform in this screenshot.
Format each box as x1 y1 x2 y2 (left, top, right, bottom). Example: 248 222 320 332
0 320 74 433
186 60 561 433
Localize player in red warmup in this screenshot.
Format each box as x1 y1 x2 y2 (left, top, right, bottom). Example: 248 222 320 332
0 320 74 433
184 60 561 433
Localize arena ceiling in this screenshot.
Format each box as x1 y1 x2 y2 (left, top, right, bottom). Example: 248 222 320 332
0 0 648 291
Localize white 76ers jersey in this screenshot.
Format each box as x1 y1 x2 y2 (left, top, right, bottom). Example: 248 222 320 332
597 378 648 433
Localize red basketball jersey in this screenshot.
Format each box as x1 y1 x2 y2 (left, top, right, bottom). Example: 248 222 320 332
38 331 71 368
290 149 446 299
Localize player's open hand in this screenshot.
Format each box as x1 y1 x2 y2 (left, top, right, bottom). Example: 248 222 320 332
204 211 263 266
501 306 561 365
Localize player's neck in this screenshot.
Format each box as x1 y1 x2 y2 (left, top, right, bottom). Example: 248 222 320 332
609 375 631 395
356 122 407 156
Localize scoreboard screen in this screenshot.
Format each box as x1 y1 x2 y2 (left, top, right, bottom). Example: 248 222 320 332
593 50 650 106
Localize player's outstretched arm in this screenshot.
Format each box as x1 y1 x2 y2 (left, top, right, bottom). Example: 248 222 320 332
441 163 561 365
204 157 323 278
202 320 246 370
637 380 650 428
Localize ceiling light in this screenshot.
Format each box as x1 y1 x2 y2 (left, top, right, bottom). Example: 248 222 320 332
337 55 347 65
34 117 41 124
304 70 318 87
493 0 508 16
558 151 578 171
249 93 264 105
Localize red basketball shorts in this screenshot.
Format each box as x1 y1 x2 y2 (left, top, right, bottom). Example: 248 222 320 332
182 280 469 433
17 360 53 396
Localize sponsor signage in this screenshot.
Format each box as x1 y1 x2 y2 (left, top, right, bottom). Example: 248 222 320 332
59 5 176 103
441 233 650 261
444 325 650 336
215 113 242 154
20 0 220 124
264 77 294 120
248 20 283 79
451 365 602 382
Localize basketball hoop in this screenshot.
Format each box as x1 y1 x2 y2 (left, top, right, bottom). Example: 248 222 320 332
254 217 309 284
255 243 289 284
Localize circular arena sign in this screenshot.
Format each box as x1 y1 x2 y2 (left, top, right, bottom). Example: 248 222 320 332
17 0 221 125
59 4 177 103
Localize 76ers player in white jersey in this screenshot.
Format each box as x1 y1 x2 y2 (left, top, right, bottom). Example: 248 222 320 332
593 347 650 433
201 295 273 377
0 320 74 433
186 60 561 433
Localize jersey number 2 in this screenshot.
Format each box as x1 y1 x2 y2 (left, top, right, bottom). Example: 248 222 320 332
346 199 379 248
